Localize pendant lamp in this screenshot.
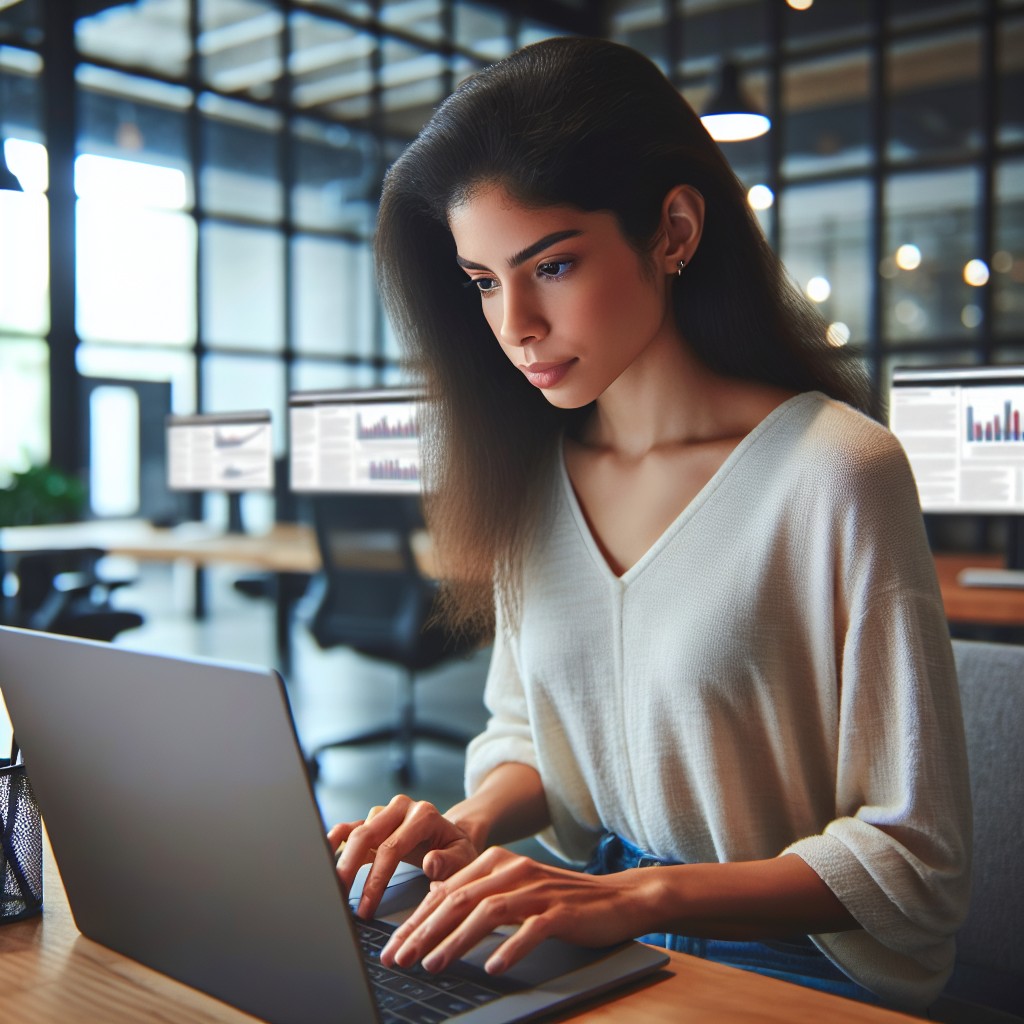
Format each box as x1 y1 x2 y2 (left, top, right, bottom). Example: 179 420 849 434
700 60 770 143
0 140 22 191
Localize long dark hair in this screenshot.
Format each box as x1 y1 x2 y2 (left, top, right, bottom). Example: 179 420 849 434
376 36 869 638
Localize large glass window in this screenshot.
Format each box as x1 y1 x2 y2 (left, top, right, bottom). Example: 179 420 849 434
781 50 871 178
0 337 48 482
379 39 447 139
201 222 285 351
200 94 283 223
783 1 872 51
291 235 373 359
382 0 445 43
675 0 770 75
886 28 983 164
1 0 1016 529
76 0 191 79
76 153 197 345
780 179 873 348
199 0 283 103
888 0 982 30
994 159 1024 340
998 15 1024 146
77 66 194 206
292 116 376 234
883 168 983 343
0 162 48 335
454 2 511 59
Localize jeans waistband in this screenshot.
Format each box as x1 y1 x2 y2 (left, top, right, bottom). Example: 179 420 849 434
585 832 679 874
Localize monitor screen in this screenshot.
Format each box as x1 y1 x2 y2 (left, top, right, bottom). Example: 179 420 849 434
288 387 422 494
166 410 274 493
889 366 1024 514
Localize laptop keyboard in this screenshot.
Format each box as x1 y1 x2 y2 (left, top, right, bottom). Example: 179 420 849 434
357 918 524 1023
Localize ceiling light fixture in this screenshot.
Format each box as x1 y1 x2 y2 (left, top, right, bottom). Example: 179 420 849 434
700 60 771 143
0 138 23 191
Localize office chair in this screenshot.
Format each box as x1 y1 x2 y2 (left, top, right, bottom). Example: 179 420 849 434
929 640 1024 1023
305 494 474 785
4 547 144 642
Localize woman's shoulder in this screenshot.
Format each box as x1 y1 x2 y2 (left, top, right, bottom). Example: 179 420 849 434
772 391 916 498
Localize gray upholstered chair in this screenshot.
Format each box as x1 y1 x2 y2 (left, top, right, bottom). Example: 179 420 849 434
928 639 1024 1023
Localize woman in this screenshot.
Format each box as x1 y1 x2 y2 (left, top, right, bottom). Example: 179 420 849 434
330 36 971 1012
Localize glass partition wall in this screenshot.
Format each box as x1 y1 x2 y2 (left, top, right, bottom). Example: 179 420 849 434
0 0 1020 530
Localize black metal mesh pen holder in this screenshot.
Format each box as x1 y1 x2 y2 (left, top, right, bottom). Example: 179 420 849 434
1 739 44 924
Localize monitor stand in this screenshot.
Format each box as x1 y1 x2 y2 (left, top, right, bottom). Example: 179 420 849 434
226 492 246 535
957 515 1024 590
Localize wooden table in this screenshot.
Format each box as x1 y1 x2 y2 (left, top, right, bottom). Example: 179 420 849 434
4 522 1020 625
0 519 321 575
1 519 322 670
0 838 919 1024
932 552 1024 628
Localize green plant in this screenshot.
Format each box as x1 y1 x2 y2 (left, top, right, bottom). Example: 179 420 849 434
0 465 87 527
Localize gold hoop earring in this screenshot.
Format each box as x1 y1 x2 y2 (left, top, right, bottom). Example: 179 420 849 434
676 258 687 276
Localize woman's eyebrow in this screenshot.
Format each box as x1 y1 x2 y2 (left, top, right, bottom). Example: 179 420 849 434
455 229 584 272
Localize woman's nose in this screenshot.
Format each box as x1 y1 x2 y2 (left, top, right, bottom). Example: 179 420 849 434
498 285 547 348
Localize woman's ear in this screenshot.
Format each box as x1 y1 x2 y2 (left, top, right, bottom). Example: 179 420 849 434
659 184 705 273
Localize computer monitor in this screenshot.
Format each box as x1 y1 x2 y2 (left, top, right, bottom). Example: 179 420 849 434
165 410 274 532
889 365 1024 586
288 388 422 495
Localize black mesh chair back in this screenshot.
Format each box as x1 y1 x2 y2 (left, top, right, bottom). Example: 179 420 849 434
306 494 471 783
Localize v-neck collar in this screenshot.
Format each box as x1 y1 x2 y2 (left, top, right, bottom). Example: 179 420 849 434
558 391 818 585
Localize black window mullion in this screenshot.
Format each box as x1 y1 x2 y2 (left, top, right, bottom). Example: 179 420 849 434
43 0 78 476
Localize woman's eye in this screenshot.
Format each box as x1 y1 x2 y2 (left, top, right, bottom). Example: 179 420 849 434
473 277 499 294
537 260 572 280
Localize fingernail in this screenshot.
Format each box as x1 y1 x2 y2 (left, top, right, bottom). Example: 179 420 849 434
422 952 442 972
485 956 505 975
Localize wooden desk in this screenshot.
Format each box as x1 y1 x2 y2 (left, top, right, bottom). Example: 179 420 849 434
1 519 321 672
0 519 321 575
933 553 1024 627
0 839 918 1024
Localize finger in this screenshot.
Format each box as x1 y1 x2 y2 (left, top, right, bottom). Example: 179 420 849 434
422 839 477 881
326 819 364 852
353 799 448 918
483 914 552 975
355 833 415 919
382 851 501 957
385 859 525 969
335 798 411 885
380 882 453 965
419 890 524 974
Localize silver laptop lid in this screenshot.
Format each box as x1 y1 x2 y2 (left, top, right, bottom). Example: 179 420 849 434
0 626 669 1024
0 625 377 1024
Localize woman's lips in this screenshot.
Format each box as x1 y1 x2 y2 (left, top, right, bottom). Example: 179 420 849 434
520 359 577 389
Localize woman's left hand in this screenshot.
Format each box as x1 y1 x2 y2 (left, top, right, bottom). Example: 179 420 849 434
380 846 648 976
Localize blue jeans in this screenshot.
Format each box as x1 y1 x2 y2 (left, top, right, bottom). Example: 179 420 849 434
585 833 882 1006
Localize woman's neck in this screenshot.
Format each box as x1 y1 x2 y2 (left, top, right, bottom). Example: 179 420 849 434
579 333 737 459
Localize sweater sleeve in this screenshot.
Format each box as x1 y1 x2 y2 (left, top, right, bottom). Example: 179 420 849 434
783 428 973 1011
464 599 539 797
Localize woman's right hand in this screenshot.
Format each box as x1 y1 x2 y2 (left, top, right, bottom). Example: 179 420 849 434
328 794 482 920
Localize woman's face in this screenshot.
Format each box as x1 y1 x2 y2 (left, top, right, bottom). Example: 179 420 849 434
448 185 682 410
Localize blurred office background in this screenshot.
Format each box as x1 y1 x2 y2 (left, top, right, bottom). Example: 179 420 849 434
1 1 1022 817
1 0 1022 516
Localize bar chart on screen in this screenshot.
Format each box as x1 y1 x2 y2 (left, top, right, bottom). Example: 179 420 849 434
965 392 1023 444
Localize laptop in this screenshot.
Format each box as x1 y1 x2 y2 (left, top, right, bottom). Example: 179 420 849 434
0 626 668 1024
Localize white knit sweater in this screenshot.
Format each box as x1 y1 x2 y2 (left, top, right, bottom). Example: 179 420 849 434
465 392 972 1011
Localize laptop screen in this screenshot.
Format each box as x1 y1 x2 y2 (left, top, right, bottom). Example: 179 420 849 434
288 387 423 495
